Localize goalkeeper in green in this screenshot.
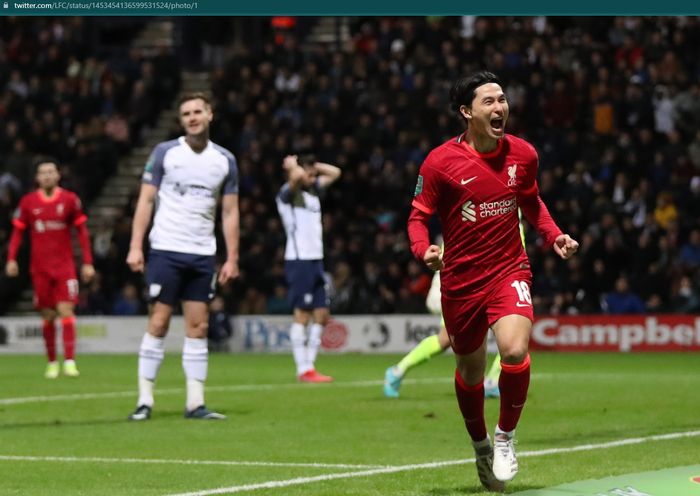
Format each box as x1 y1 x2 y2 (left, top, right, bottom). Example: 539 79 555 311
384 269 501 398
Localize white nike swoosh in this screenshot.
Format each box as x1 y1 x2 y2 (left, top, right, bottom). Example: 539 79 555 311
461 177 477 185
516 302 530 308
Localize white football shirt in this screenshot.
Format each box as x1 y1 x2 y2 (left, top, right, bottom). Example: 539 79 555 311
142 137 238 256
276 181 324 261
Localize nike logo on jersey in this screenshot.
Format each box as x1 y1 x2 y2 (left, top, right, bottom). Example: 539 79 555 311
516 302 531 308
460 176 477 185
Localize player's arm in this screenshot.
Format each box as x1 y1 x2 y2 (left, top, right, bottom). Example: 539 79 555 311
314 162 341 189
71 195 95 283
219 193 240 284
408 160 443 271
5 224 25 277
75 222 95 283
282 155 306 193
126 183 158 273
518 147 578 259
5 198 29 277
408 208 444 271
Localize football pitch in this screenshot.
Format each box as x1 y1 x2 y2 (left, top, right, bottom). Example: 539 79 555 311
0 352 698 495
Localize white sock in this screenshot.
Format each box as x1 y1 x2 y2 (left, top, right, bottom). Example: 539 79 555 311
138 377 155 408
183 337 209 411
290 322 309 375
306 323 323 371
186 379 205 412
495 426 515 438
137 333 164 407
473 434 491 449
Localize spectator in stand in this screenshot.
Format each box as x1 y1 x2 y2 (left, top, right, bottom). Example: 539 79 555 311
111 282 142 315
603 275 646 314
679 229 700 270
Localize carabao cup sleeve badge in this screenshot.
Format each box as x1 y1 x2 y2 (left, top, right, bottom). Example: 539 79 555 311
414 175 423 197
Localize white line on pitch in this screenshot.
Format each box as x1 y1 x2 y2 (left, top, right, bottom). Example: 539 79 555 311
164 430 700 496
0 455 384 470
0 378 451 405
0 371 686 406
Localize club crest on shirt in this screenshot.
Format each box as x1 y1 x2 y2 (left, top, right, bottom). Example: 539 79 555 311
507 164 518 187
414 175 424 196
56 203 64 215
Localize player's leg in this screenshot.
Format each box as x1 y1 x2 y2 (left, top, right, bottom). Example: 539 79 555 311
291 308 313 379
181 300 224 419
285 260 317 380
56 301 79 377
384 324 450 398
490 314 532 482
32 272 59 377
39 306 59 379
129 301 172 420
52 271 80 376
455 338 505 492
303 263 332 382
307 306 332 382
445 296 504 491
179 254 224 419
129 250 177 420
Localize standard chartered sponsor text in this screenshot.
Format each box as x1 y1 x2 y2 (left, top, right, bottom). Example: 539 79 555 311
479 197 517 217
14 1 198 9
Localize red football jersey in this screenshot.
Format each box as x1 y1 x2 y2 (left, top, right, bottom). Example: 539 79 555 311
12 187 88 274
411 134 562 297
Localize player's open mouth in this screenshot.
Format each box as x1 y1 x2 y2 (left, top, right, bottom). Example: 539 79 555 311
490 118 504 132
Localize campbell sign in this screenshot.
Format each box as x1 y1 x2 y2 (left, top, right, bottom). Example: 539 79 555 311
531 315 700 352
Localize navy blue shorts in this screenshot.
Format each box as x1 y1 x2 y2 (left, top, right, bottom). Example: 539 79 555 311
285 259 329 310
145 249 216 306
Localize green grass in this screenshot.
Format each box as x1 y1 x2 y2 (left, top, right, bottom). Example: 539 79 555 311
0 352 698 495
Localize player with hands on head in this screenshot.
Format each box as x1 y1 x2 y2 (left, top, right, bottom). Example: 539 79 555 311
276 153 341 383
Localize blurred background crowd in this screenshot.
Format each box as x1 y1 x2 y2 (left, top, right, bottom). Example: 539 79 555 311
1 16 699 318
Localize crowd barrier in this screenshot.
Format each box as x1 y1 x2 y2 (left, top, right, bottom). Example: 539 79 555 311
0 314 698 354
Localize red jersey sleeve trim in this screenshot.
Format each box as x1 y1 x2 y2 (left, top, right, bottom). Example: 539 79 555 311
73 214 88 226
411 199 434 215
12 219 26 230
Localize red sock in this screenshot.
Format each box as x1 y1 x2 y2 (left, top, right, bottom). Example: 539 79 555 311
61 317 76 361
454 369 487 442
498 354 531 433
42 319 56 362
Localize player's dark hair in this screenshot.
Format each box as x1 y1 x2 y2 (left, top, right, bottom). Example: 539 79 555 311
450 71 502 117
297 153 317 167
34 156 59 172
178 92 211 108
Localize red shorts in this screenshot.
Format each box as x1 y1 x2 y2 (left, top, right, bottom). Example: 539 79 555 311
441 269 534 355
31 268 79 309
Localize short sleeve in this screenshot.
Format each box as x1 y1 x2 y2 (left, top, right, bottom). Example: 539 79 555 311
221 151 239 195
142 143 167 187
411 156 440 215
277 183 292 204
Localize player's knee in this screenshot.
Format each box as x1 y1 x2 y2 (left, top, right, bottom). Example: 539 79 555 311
149 316 170 336
314 313 329 326
499 345 529 365
188 321 208 339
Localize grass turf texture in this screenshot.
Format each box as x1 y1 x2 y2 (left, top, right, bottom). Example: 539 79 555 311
0 352 698 495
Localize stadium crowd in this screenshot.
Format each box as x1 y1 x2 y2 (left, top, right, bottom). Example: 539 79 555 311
2 16 700 317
